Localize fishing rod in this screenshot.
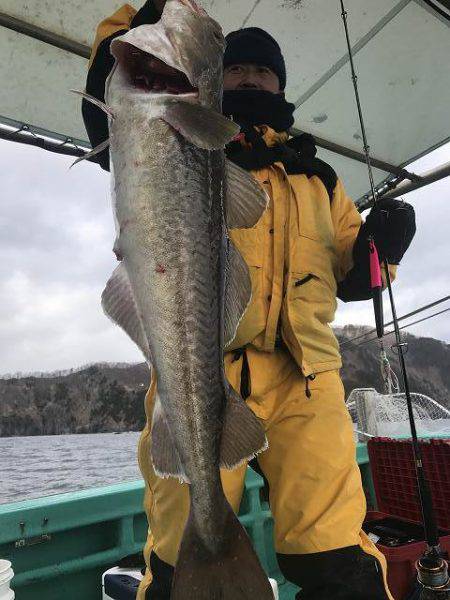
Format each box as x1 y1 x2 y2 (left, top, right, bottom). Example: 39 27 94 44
339 2 450 597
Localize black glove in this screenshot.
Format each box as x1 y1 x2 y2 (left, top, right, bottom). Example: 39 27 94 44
337 198 416 302
363 198 416 264
131 0 164 28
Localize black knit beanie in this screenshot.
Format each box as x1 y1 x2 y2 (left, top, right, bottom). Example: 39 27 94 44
224 27 287 91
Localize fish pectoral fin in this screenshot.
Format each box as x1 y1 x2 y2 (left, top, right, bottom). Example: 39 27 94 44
220 384 268 470
101 263 151 363
151 395 190 483
70 138 110 168
70 89 115 119
162 101 240 150
224 241 252 348
225 159 269 229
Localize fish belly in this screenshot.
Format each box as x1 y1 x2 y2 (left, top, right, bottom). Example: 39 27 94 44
111 116 226 501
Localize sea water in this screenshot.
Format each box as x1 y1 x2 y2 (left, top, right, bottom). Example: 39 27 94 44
0 431 142 505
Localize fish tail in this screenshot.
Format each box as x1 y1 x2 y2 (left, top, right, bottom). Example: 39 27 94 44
171 497 274 600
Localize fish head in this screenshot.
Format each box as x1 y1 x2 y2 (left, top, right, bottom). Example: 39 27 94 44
108 0 225 110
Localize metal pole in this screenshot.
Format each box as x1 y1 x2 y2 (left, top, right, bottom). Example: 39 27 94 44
0 125 88 159
379 161 450 199
290 126 422 182
357 161 450 210
0 11 90 59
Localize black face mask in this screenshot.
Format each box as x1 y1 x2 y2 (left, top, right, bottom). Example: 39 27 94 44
222 89 296 132
222 93 338 204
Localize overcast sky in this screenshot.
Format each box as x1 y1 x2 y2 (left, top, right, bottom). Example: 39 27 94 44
0 139 449 376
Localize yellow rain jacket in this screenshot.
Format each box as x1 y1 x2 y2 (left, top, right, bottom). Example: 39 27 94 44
227 128 360 377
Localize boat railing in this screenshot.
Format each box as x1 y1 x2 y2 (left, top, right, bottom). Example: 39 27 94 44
0 443 373 599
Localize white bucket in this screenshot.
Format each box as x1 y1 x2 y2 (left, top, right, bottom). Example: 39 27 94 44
0 560 15 600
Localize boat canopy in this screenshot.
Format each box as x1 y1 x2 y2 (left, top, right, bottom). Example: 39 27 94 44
0 0 449 205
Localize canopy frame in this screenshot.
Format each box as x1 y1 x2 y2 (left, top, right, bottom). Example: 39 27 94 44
0 0 449 206
0 10 90 58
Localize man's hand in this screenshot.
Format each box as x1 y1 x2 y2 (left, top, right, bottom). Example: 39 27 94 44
154 0 167 14
364 198 416 265
131 1 166 28
342 198 416 301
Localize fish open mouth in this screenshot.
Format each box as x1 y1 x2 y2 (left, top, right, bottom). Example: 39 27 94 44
123 45 198 96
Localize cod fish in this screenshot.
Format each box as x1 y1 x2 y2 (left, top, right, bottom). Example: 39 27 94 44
80 0 274 598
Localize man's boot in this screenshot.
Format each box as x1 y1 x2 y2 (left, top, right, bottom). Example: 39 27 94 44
278 546 390 600
145 552 174 599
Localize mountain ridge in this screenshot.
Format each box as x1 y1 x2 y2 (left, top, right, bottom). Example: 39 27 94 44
1 327 448 437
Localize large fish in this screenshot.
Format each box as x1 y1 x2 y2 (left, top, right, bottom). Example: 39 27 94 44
83 0 274 597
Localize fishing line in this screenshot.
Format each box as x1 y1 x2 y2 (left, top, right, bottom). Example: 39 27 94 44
346 307 450 348
339 295 450 348
339 1 449 595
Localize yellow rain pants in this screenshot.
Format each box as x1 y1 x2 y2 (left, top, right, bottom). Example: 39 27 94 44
136 346 393 599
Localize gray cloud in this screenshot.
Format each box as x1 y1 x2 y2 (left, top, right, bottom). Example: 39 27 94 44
0 138 448 376
0 140 144 375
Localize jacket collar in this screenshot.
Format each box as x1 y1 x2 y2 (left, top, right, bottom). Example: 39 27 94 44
235 125 289 149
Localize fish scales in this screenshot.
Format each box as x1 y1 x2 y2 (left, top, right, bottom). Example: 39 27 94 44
113 117 226 502
95 0 275 596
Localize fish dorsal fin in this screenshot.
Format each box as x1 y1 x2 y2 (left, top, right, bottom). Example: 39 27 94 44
225 159 269 229
163 101 240 150
151 394 190 483
101 263 151 362
224 240 252 348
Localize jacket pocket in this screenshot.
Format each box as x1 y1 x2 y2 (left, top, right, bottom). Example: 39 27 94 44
290 174 335 242
288 270 339 366
290 268 337 324
291 235 337 290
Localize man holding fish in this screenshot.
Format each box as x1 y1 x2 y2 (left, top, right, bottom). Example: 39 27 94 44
82 0 415 598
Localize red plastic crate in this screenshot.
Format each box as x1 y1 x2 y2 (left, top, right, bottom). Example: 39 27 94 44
368 438 450 529
364 511 450 600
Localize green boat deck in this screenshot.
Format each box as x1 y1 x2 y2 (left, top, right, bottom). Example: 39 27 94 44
0 444 373 600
